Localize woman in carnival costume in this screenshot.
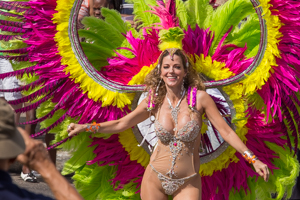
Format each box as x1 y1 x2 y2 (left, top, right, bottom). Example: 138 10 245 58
0 0 300 199
67 43 270 199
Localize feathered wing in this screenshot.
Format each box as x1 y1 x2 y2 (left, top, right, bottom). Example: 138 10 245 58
1 0 300 200
0 1 146 199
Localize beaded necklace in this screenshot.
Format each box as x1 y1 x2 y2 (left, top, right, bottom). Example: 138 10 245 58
166 90 185 132
147 86 197 111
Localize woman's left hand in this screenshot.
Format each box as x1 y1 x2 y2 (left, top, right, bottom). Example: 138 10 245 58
252 160 269 182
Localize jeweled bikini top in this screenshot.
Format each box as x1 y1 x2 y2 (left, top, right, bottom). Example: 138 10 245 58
154 86 200 143
155 120 200 143
138 87 198 147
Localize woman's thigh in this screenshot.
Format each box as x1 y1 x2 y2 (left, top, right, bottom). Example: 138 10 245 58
141 165 168 200
173 175 202 200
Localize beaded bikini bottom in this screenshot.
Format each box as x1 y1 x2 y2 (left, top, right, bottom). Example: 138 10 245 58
150 164 197 195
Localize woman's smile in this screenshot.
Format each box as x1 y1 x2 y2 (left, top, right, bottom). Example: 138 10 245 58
160 54 186 88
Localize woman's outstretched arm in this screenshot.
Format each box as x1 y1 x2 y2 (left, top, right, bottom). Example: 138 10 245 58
197 90 269 182
67 98 149 136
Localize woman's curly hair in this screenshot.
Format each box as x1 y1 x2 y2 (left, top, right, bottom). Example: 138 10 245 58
144 48 205 107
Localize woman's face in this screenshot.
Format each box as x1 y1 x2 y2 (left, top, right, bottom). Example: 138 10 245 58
160 54 187 89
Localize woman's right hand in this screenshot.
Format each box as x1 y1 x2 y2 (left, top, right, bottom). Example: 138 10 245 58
67 123 86 136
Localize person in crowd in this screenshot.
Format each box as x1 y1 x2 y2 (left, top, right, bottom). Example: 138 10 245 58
0 98 83 200
0 58 35 182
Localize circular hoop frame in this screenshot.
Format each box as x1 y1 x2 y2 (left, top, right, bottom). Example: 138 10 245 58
69 0 267 92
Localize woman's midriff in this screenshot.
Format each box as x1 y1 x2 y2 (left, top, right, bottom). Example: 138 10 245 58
150 138 201 179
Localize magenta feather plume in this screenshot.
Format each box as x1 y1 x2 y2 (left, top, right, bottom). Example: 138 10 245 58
0 47 31 54
20 87 79 125
31 113 67 138
8 80 62 105
0 78 44 93
201 108 286 200
1 1 31 7
0 35 23 41
0 1 35 14
183 25 214 58
147 0 179 29
88 135 144 189
0 19 25 28
0 10 24 19
0 55 29 61
14 90 54 113
101 29 160 84
0 65 36 80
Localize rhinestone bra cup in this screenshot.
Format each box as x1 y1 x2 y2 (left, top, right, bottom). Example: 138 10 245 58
154 120 200 143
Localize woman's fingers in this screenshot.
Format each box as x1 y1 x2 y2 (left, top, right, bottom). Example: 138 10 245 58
67 123 79 136
260 167 269 182
259 165 269 182
256 169 264 177
68 130 76 137
263 166 269 182
67 123 75 132
253 161 269 182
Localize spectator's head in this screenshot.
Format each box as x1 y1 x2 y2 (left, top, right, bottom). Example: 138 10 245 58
0 99 25 164
92 0 121 18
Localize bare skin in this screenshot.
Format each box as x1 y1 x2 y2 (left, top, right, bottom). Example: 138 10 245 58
67 54 269 199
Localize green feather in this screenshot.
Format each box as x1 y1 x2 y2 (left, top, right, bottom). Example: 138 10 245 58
208 0 254 55
228 143 300 200
61 137 96 175
101 7 128 34
246 44 259 58
81 16 125 47
185 0 213 29
73 164 141 200
80 42 113 69
247 92 266 112
226 13 260 55
80 16 127 68
176 0 189 30
130 0 159 28
78 29 116 49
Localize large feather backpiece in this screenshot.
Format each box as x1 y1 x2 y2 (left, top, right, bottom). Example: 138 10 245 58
1 0 300 199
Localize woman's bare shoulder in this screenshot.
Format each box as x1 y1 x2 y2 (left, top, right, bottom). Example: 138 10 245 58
192 90 208 113
196 90 210 101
